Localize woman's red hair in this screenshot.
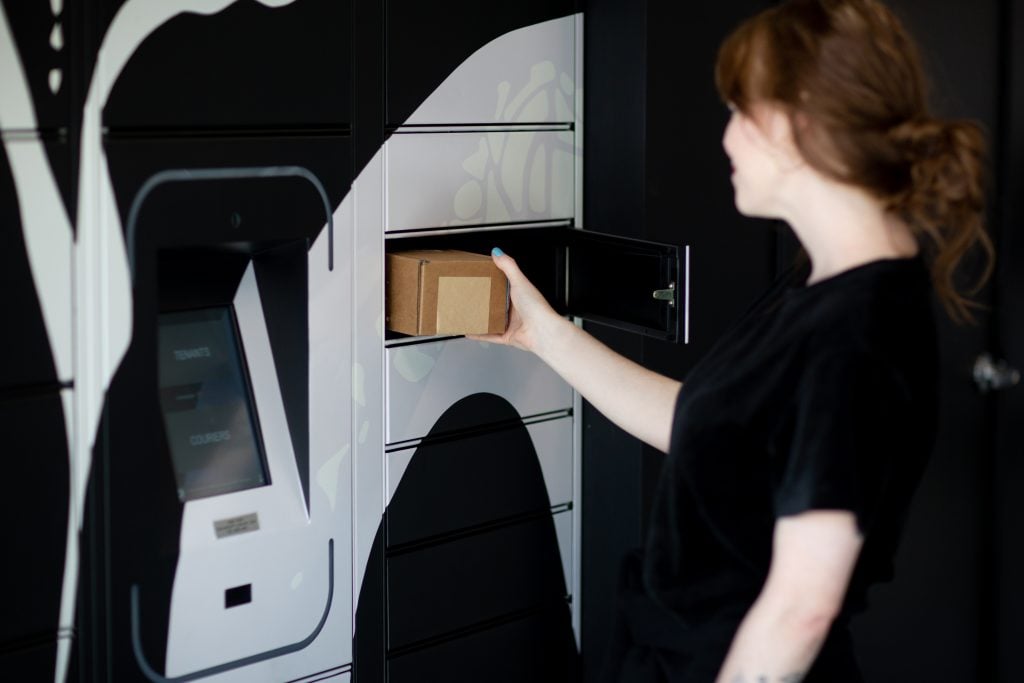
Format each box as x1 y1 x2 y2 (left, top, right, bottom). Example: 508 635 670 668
716 0 994 324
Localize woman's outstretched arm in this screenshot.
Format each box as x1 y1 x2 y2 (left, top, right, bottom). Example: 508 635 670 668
468 248 682 453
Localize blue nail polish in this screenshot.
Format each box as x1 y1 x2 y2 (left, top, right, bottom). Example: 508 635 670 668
492 247 505 257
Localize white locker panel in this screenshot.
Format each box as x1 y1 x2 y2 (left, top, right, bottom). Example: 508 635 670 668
385 338 572 445
402 15 577 125
385 130 575 231
386 416 573 507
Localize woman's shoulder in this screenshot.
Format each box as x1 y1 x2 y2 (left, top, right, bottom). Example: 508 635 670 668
783 256 938 379
786 256 932 337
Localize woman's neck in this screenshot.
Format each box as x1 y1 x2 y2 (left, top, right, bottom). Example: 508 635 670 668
775 171 919 286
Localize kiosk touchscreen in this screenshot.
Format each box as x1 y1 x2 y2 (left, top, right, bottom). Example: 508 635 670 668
157 307 269 501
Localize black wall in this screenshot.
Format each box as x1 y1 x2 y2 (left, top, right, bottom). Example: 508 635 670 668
582 1 1023 681
582 1 777 679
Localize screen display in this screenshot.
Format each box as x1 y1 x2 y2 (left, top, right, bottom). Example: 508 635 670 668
157 307 269 502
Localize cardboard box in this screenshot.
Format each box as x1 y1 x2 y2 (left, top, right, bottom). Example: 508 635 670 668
386 250 509 336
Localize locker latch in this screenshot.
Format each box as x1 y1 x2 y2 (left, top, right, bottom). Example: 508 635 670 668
652 282 676 307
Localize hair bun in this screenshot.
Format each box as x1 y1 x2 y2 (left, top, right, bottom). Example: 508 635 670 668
888 119 949 161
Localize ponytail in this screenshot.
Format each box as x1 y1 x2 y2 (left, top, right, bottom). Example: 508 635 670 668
887 118 994 324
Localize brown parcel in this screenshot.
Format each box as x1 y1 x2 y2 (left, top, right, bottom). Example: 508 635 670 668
386 250 509 336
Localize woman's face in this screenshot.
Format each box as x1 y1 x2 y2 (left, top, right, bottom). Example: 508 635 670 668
721 102 802 218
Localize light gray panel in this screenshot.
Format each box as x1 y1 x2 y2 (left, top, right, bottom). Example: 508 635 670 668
404 15 576 125
385 338 572 445
386 130 575 231
386 417 573 507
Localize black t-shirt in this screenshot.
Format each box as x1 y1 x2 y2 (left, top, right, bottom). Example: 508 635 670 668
635 255 939 680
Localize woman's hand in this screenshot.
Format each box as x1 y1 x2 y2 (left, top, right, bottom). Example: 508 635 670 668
469 247 682 453
467 247 571 356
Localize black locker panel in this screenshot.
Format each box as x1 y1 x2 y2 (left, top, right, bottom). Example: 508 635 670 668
0 139 66 392
384 0 576 126
0 392 69 662
387 605 576 683
100 0 351 131
387 514 568 649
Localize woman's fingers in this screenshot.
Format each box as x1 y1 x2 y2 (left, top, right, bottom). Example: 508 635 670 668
491 247 541 295
490 247 519 280
465 332 504 343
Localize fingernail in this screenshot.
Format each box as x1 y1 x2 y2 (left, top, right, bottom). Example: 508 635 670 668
492 247 505 257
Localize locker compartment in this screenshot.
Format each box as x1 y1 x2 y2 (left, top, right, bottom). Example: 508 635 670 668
385 131 575 231
387 227 686 342
386 417 573 545
385 338 572 444
0 392 70 649
0 138 73 389
391 14 576 126
385 0 577 127
98 0 351 131
386 512 572 650
386 604 576 682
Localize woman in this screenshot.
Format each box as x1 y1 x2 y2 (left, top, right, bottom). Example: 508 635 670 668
472 0 994 680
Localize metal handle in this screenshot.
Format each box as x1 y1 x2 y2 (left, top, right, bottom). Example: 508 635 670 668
652 282 676 307
973 353 1021 393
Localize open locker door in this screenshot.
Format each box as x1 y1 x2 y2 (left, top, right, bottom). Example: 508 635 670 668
565 230 687 343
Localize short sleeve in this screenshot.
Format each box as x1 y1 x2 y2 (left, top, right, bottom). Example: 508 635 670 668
773 350 908 533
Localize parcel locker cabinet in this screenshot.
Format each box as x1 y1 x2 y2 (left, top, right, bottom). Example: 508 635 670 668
385 0 578 126
387 227 686 342
98 0 351 132
78 138 353 681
